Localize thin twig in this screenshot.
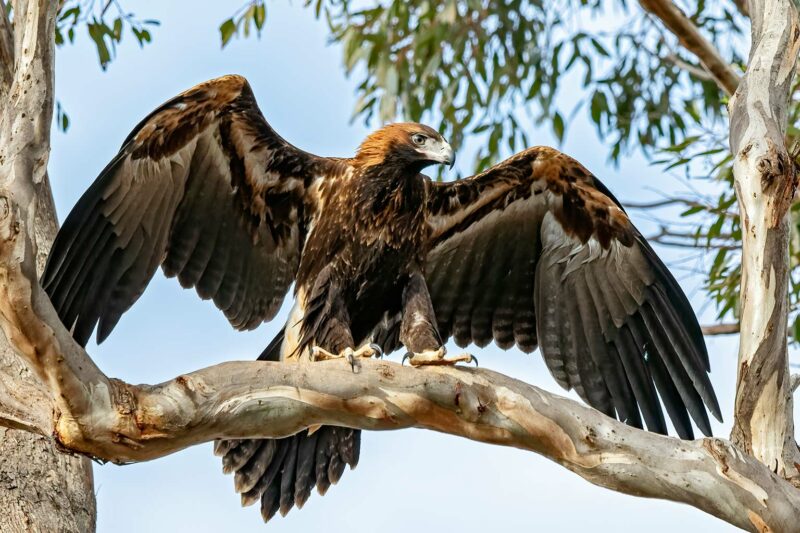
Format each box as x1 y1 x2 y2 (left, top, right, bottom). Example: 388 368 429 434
650 239 739 250
701 322 740 335
664 52 714 81
626 197 696 209
646 226 739 250
626 196 738 219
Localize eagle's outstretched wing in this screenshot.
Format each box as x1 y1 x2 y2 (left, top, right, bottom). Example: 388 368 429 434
424 147 722 438
42 74 342 346
42 75 356 523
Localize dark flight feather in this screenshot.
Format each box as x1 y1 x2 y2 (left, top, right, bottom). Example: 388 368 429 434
425 146 722 436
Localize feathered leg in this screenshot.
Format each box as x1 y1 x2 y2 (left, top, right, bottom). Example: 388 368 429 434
401 268 475 366
303 267 381 369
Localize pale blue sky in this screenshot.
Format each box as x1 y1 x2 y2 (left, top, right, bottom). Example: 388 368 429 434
47 2 771 531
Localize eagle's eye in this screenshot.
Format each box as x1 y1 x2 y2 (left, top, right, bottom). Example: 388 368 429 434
411 133 427 146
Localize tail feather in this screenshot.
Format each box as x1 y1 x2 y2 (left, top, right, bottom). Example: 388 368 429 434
216 329 361 523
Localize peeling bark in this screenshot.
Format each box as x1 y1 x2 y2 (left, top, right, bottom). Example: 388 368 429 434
0 1 95 531
728 0 800 483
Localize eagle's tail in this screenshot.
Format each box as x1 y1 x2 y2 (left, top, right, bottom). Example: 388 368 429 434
214 329 361 522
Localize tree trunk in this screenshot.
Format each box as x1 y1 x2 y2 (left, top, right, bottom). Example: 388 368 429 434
728 0 800 482
0 1 96 531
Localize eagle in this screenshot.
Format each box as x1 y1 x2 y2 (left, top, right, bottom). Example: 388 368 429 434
42 75 721 523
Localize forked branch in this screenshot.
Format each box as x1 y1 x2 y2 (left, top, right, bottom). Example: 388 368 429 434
638 0 741 95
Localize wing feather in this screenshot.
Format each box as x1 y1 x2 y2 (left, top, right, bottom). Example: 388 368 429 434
43 75 339 346
424 146 721 437
617 322 668 434
293 430 320 508
576 268 637 423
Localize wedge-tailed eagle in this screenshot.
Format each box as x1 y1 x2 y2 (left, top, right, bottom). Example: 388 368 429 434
42 75 722 523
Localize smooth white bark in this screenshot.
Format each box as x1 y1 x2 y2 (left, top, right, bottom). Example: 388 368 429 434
728 0 800 482
0 1 96 531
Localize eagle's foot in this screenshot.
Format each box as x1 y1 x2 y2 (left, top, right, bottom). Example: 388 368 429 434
310 343 383 372
402 347 477 367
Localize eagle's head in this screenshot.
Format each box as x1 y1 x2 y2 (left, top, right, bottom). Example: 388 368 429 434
354 122 454 172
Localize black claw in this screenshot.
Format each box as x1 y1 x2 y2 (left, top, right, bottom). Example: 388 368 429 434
401 352 411 366
470 355 479 367
370 343 383 359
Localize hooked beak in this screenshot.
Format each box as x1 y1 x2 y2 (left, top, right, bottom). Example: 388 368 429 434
418 141 455 169
442 142 455 169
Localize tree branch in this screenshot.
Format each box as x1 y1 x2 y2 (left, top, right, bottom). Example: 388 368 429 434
663 52 715 81
701 322 741 335
728 0 800 481
0 0 58 438
638 0 741 95
646 226 739 250
1 173 800 531
0 2 97 531
625 197 738 219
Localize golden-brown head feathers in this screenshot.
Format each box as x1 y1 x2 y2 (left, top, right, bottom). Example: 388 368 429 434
354 122 453 170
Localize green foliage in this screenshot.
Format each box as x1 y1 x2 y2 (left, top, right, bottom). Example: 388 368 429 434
299 0 800 341
55 101 70 133
48 1 159 133
55 1 159 71
312 0 794 340
310 0 745 172
219 1 268 48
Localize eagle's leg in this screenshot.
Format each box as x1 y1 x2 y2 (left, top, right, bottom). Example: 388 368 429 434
308 277 381 370
400 269 475 367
